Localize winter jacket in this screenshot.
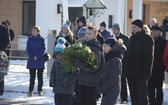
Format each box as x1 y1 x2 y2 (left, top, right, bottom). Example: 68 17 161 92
163 41 168 72
115 33 129 76
0 25 10 52
98 29 111 40
76 39 104 87
150 37 166 81
125 30 154 79
26 34 45 69
49 59 76 95
99 44 126 105
160 24 168 39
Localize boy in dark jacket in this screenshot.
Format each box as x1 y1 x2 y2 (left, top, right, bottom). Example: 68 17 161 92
50 37 76 105
74 25 104 105
125 19 154 105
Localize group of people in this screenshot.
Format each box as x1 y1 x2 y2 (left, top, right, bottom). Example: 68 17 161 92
26 16 168 105
1 16 168 105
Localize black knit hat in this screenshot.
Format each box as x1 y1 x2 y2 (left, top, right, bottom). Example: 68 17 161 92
104 38 117 48
152 26 163 32
131 19 143 29
100 21 106 28
77 16 86 25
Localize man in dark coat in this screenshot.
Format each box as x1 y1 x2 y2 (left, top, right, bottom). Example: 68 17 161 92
1 20 15 57
76 16 87 40
98 21 111 40
148 26 166 105
112 23 129 104
0 25 10 95
125 19 154 105
160 19 168 40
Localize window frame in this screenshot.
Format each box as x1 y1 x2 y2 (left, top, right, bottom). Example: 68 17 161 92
22 1 36 36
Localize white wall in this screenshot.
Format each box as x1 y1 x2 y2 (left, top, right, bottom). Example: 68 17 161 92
91 0 118 34
36 0 62 39
87 0 127 34
36 0 126 39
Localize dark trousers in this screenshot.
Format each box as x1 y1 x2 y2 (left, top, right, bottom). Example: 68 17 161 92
127 78 149 105
77 85 97 105
0 80 4 94
54 93 72 105
148 78 163 105
120 75 128 101
29 69 44 92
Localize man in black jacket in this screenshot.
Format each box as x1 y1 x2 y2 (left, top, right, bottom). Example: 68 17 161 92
1 20 15 57
125 19 154 105
112 23 129 104
0 25 10 95
148 26 166 105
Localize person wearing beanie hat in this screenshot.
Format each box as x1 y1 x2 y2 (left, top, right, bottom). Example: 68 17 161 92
76 16 87 40
77 16 87 26
100 21 106 28
99 38 126 105
98 21 111 40
50 38 76 105
112 23 120 31
54 37 66 53
131 19 143 30
77 27 87 43
112 22 129 104
54 37 66 63
57 23 74 47
148 25 166 105
61 23 70 31
125 19 154 105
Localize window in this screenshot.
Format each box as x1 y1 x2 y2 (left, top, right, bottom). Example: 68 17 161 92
22 1 36 35
108 15 113 28
68 7 83 34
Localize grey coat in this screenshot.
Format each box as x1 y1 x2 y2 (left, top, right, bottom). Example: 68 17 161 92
99 44 125 105
49 59 76 95
100 57 122 105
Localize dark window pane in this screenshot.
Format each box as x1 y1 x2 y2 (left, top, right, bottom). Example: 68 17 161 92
108 15 113 28
22 1 36 35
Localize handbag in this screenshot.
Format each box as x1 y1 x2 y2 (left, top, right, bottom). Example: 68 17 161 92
44 52 51 62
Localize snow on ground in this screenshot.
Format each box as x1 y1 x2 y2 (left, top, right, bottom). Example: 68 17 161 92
0 60 168 105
